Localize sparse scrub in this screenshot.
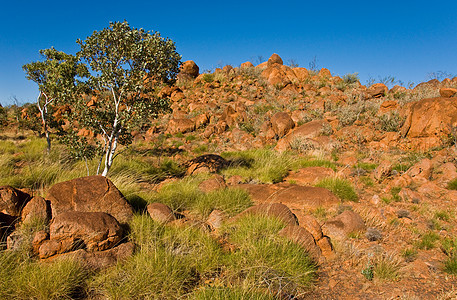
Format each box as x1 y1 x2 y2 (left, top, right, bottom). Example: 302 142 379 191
378 112 405 132
190 286 276 300
315 177 358 202
373 252 403 281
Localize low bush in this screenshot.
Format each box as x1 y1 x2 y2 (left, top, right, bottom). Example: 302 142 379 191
315 177 358 202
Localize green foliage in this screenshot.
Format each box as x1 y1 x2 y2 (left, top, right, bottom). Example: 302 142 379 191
373 252 402 281
415 231 440 250
401 248 417 262
150 176 252 218
0 105 8 128
442 237 457 275
202 73 215 83
23 47 88 152
190 287 275 300
0 252 88 300
447 178 457 190
355 162 378 171
315 177 358 202
221 215 317 296
70 20 181 176
342 72 360 84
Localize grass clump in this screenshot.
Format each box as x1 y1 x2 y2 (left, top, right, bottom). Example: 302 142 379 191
221 149 293 183
442 237 457 275
401 248 418 262
373 252 402 281
447 177 457 190
315 177 358 202
190 287 276 300
221 215 317 297
149 176 252 218
415 231 440 250
0 252 88 300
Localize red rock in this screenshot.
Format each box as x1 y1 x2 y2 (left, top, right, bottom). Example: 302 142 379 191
275 120 328 152
293 68 309 82
284 167 335 186
322 210 366 240
318 68 332 78
147 203 176 224
21 196 50 223
271 112 295 137
401 97 457 148
240 61 254 68
378 100 399 114
0 186 30 216
49 211 123 253
206 209 226 230
235 203 298 226
295 213 323 240
373 160 392 182
439 87 457 98
406 159 432 185
278 225 321 260
236 184 340 210
267 53 283 66
47 176 134 224
366 83 388 98
198 174 227 193
167 118 195 134
317 236 334 258
178 60 199 80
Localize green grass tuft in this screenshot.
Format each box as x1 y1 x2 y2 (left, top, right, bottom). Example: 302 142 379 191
315 177 358 202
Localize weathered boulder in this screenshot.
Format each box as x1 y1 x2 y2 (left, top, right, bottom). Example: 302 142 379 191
167 118 195 134
267 53 283 66
271 112 295 137
21 196 50 223
439 87 457 98
295 213 323 240
278 225 321 260
406 158 432 185
275 120 328 152
373 160 393 182
366 83 388 98
0 186 30 216
198 174 227 193
284 167 335 186
178 60 199 80
206 209 226 230
39 211 123 258
401 97 457 149
47 176 133 224
235 184 340 210
147 203 176 224
235 203 298 226
240 61 254 68
322 210 366 240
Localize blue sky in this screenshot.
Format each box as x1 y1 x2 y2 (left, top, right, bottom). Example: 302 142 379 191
1 0 457 106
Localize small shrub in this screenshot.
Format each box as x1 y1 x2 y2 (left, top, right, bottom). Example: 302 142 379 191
373 252 402 281
202 73 215 83
401 248 417 262
415 231 440 250
378 112 405 132
315 177 358 202
447 178 457 190
444 255 457 275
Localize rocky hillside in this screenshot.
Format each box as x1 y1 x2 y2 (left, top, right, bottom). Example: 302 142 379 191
1 53 457 299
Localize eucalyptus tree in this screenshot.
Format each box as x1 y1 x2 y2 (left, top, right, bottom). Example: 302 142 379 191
23 48 88 153
75 21 181 176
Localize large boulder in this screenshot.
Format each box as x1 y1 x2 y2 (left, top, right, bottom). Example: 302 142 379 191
0 186 30 216
147 203 176 224
271 112 295 137
234 203 298 226
275 120 328 152
278 225 321 260
21 196 51 223
236 184 340 210
177 60 199 80
267 53 283 66
183 154 228 176
401 97 457 149
47 176 134 223
366 83 388 98
39 211 123 258
322 210 366 240
166 118 196 134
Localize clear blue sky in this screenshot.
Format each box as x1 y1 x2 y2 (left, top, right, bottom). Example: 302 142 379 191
1 0 457 106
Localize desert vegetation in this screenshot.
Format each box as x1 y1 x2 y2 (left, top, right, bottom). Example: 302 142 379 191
1 20 457 299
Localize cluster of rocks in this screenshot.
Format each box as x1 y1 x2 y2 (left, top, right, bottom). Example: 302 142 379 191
0 176 135 269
